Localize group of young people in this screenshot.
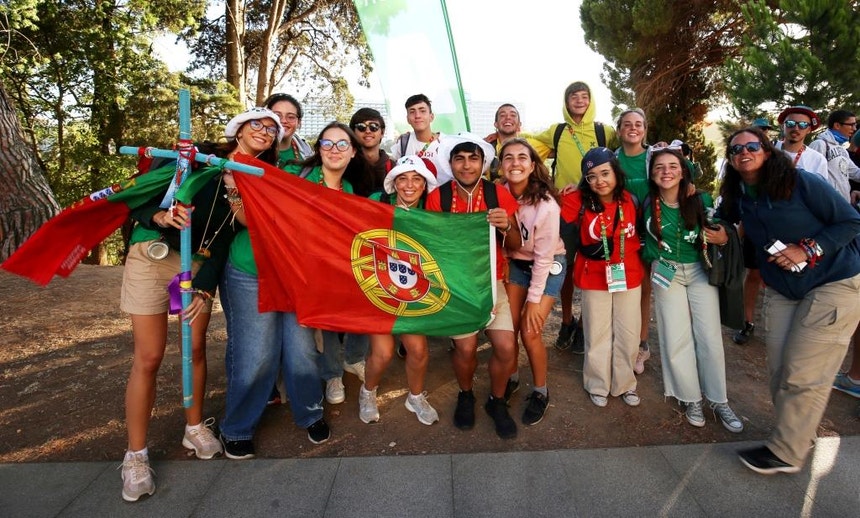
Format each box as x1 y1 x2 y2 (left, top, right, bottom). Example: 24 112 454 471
114 83 860 502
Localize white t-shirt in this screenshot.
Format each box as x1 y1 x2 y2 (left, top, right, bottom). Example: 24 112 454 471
775 141 828 178
391 132 450 183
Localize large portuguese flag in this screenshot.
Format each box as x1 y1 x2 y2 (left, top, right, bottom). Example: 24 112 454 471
2 164 220 285
232 154 495 337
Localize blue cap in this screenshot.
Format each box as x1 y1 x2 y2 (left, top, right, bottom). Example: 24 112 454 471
581 147 616 175
752 117 772 130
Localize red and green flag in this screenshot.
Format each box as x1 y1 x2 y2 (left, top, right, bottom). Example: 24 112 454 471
2 165 219 285
233 155 495 336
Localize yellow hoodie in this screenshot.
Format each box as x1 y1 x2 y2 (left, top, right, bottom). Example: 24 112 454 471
528 83 617 189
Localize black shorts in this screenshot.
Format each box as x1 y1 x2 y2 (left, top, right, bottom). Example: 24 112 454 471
742 236 758 270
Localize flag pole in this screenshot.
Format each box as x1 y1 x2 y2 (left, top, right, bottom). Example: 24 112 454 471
439 0 470 132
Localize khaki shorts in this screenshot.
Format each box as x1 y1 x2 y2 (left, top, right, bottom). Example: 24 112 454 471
120 241 211 315
451 280 514 339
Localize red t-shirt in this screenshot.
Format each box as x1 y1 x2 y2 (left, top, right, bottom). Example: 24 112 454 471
426 181 519 280
561 190 644 290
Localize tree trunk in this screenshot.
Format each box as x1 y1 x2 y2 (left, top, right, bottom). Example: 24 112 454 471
254 0 289 105
0 82 61 262
226 0 246 103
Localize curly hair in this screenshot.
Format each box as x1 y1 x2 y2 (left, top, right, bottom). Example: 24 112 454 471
498 138 559 206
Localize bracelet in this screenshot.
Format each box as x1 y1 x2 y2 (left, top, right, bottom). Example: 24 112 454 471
799 238 822 268
194 289 213 301
502 220 512 233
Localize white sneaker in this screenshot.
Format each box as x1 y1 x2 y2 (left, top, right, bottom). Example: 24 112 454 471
405 392 439 425
343 361 366 383
182 417 223 459
589 393 608 407
622 391 641 407
121 451 155 502
358 385 379 424
326 377 345 404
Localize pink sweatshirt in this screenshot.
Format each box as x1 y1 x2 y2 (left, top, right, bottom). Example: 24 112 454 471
507 192 566 303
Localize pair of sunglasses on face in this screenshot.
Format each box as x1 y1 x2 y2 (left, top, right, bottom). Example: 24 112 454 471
353 122 381 133
729 142 764 156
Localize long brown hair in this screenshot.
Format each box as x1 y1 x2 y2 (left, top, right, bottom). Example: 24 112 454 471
647 148 701 238
499 138 559 205
719 127 797 219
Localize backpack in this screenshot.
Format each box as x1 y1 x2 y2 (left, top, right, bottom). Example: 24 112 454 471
559 202 586 264
438 179 500 212
550 122 606 180
398 133 410 157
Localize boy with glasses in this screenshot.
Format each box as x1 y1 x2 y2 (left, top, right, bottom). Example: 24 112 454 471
349 107 392 193
809 109 860 202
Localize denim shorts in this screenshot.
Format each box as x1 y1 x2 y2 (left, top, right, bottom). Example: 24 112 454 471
507 253 567 298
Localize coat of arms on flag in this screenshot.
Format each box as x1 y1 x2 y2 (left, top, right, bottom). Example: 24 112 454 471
351 229 450 317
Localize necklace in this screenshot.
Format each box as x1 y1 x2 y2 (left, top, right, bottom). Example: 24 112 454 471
196 176 232 258
319 170 344 191
450 180 484 213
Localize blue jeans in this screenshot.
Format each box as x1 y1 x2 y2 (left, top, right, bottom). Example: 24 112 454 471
319 332 369 381
220 263 324 440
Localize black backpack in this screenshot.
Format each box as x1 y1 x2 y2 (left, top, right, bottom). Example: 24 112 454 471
550 122 606 180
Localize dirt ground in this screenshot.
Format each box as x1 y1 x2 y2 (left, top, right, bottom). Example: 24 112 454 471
1 265 858 464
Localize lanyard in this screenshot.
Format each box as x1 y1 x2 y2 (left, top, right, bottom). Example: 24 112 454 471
450 181 484 213
598 202 624 262
791 145 805 166
567 126 588 156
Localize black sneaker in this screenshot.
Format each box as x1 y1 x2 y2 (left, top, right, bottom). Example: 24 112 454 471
307 418 331 444
738 445 800 475
554 322 573 350
522 391 549 426
453 390 476 430
220 434 255 460
503 378 520 403
396 342 407 358
733 321 755 345
484 396 517 439
571 323 585 354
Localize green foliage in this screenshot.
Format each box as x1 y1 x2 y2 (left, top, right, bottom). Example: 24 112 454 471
724 0 860 116
581 0 746 181
186 0 372 106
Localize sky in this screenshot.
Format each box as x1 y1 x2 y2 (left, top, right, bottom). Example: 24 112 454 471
153 0 613 133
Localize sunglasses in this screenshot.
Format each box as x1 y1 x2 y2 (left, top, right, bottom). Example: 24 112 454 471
729 142 763 156
248 119 278 137
319 139 351 152
784 120 810 130
354 122 381 133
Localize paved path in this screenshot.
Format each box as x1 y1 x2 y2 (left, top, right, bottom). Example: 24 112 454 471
2 437 857 517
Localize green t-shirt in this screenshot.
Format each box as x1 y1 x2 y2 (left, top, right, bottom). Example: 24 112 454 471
228 165 353 275
618 149 649 205
641 192 714 265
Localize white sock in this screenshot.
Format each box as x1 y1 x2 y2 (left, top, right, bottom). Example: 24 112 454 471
126 447 148 460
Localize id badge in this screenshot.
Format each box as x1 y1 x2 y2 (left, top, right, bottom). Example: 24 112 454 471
651 259 676 290
606 263 627 293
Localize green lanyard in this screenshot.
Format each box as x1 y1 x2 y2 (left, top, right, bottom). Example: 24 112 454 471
598 203 624 262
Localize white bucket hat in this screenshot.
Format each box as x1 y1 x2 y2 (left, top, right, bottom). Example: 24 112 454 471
225 107 285 142
433 132 496 183
383 155 439 194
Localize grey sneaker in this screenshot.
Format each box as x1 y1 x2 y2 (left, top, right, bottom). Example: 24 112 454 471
711 401 743 433
405 392 439 425
589 393 608 408
121 451 155 502
358 385 379 424
343 360 366 383
685 400 706 427
634 345 650 375
622 391 641 407
182 417 223 459
326 377 345 404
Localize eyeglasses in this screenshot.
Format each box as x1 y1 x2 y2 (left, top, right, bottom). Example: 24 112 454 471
784 120 811 130
729 142 763 156
248 119 278 137
838 121 857 127
278 113 299 123
354 122 381 133
319 139 351 152
585 171 613 184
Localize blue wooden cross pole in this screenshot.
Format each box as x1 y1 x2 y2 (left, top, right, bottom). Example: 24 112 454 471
120 89 263 407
